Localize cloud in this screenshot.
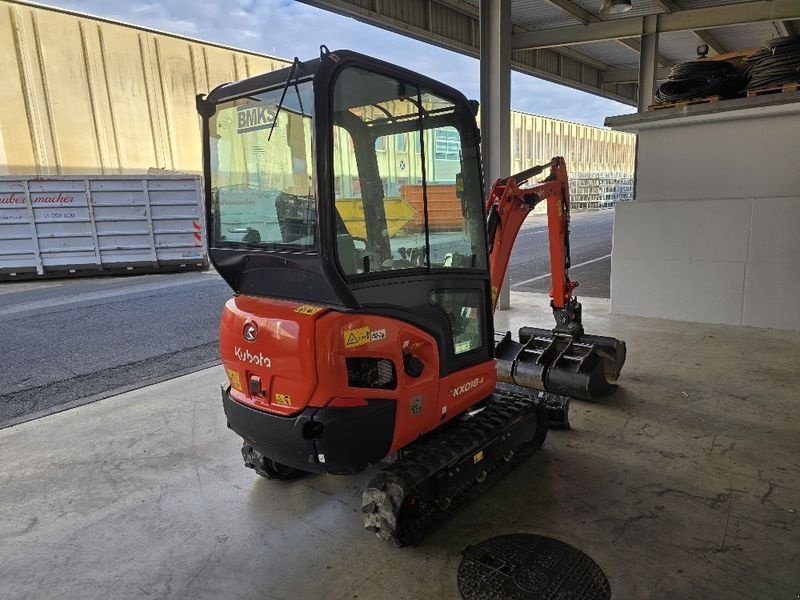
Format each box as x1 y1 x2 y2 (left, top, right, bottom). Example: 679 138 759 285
47 0 633 125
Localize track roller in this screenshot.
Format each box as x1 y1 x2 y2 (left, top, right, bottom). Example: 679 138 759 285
362 388 568 546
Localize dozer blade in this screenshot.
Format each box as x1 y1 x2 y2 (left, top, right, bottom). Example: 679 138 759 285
495 328 625 402
519 326 627 383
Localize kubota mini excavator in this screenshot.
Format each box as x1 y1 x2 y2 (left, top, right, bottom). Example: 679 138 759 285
196 47 626 546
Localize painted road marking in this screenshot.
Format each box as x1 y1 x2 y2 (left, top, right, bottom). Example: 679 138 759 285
511 253 612 288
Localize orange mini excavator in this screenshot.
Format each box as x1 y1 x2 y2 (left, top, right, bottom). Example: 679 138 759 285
196 48 626 546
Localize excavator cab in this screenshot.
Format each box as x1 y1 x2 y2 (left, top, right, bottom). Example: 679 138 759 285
198 48 496 376
197 48 501 476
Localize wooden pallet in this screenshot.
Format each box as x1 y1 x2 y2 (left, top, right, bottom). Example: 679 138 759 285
746 82 800 97
647 96 721 111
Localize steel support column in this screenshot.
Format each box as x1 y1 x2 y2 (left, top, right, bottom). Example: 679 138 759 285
637 15 659 112
480 0 512 309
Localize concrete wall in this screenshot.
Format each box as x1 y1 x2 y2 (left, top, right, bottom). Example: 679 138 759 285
608 97 800 330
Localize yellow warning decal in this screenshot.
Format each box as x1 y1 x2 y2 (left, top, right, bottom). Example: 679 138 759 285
295 305 323 315
491 286 499 305
343 326 387 348
473 450 484 464
226 368 242 392
343 326 371 348
274 393 292 406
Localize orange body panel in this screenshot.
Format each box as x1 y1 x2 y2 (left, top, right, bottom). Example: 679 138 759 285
221 296 327 416
220 296 498 458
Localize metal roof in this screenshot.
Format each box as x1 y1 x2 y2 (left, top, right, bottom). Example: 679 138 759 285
573 0 668 20
657 30 705 63
299 0 800 106
571 40 641 69
512 0 584 29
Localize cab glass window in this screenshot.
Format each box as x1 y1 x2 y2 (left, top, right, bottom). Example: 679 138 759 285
331 67 486 276
430 290 483 355
208 81 315 247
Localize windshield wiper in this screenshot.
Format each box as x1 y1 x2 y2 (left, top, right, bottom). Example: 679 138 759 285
268 57 306 141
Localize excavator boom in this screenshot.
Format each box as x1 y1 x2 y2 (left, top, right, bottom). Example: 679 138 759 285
485 157 626 400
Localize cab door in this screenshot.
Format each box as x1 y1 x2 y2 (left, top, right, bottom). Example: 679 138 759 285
328 64 493 379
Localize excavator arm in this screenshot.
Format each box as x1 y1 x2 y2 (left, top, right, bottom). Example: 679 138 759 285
485 157 582 332
486 157 627 400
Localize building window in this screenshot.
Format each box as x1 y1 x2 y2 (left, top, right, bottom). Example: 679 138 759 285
535 132 542 160
352 177 361 196
375 136 386 152
514 128 521 160
434 127 460 161
395 133 407 153
525 130 532 161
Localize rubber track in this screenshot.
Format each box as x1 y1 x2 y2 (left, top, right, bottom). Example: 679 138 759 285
362 389 549 547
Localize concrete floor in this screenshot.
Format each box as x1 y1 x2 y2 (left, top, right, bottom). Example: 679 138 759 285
1 291 798 599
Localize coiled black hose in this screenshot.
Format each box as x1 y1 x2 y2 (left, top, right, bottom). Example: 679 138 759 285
745 35 800 89
654 60 745 104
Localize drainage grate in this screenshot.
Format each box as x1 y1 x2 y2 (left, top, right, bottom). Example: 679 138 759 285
458 534 611 600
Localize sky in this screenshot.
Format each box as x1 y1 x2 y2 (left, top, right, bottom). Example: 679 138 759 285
45 0 634 126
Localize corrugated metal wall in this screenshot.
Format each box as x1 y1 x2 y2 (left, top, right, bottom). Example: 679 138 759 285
0 1 290 176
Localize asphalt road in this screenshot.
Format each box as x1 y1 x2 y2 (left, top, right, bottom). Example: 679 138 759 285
509 209 613 298
0 271 231 427
0 209 614 426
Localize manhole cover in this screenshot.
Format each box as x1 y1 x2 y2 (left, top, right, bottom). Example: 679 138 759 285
458 534 611 600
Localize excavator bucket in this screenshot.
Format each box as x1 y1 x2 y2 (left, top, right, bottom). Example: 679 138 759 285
495 328 626 402
519 326 626 383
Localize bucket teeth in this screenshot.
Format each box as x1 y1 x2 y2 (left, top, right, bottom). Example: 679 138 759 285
495 328 627 401
518 327 626 383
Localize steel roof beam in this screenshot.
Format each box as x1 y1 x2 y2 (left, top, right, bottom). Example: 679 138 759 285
296 0 637 104
512 0 800 50
654 0 727 55
542 0 595 23
601 66 671 84
692 30 727 56
542 0 673 67
774 20 798 38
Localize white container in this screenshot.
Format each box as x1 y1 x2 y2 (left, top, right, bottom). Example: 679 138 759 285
0 175 207 278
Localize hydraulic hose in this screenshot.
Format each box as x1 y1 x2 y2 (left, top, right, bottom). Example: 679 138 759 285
745 35 800 90
654 59 745 104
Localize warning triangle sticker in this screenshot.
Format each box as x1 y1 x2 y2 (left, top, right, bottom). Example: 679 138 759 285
346 332 359 346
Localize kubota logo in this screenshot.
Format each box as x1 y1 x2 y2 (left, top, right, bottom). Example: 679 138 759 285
234 346 271 367
450 377 485 397
243 322 258 342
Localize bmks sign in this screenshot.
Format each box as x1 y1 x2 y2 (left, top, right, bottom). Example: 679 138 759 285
237 103 277 134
